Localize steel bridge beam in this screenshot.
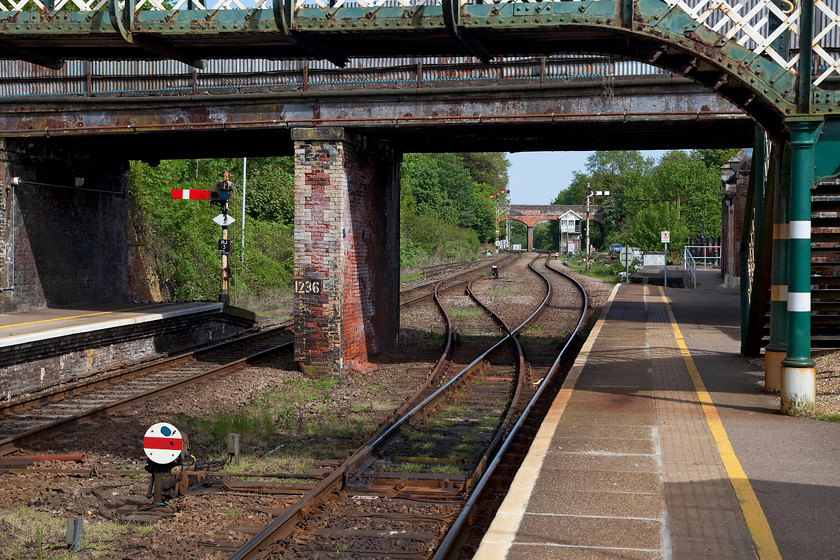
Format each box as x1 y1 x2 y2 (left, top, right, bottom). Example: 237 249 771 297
0 0 837 133
0 77 752 157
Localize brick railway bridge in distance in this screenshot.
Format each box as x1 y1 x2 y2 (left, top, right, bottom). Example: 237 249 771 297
1 0 840 414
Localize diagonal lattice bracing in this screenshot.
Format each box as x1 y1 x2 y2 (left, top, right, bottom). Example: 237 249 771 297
814 0 840 84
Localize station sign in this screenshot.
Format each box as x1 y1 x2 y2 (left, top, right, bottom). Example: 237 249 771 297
143 422 183 465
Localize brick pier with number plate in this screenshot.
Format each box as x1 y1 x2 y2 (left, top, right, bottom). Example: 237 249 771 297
292 127 400 376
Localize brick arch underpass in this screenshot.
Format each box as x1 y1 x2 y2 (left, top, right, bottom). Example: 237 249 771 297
504 205 604 252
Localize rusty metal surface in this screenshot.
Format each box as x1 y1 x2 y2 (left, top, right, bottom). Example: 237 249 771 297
0 55 665 98
0 75 753 154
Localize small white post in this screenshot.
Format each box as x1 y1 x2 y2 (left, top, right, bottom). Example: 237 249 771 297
240 157 247 265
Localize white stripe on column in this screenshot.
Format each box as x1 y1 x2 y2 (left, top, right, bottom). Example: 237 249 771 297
771 284 788 302
789 221 811 240
788 292 811 313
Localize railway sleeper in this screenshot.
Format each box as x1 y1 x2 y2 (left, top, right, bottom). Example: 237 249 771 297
299 545 430 559
356 484 466 497
302 528 443 541
358 471 466 484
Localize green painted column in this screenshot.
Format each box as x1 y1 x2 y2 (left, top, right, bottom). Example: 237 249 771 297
765 142 788 392
781 119 821 415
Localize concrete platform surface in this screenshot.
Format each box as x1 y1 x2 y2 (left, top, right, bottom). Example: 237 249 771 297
476 269 840 559
0 302 224 347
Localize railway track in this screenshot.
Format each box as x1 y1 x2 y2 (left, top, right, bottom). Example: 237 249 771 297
0 326 294 456
229 254 587 559
400 254 517 307
0 255 518 460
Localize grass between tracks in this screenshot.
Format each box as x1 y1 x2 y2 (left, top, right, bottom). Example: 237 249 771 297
0 508 133 560
175 373 393 474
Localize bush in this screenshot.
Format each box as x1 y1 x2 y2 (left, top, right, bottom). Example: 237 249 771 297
401 213 481 267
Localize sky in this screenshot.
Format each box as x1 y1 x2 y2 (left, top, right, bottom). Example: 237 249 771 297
506 151 668 205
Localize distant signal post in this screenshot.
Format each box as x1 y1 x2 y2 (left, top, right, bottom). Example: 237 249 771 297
212 172 234 304
170 173 235 303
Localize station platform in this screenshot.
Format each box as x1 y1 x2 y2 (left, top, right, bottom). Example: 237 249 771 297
476 270 840 559
0 301 256 400
0 302 224 347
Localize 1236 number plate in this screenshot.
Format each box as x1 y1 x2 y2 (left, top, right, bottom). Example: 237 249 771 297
294 279 322 294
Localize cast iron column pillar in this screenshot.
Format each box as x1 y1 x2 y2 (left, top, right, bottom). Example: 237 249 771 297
781 120 820 415
765 143 789 391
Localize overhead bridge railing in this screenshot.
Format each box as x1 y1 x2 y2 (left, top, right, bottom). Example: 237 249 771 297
0 55 670 98
2 0 840 121
0 0 838 78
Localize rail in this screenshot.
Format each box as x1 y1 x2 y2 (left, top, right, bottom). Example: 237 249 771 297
434 255 586 559
0 326 293 456
684 247 697 290
229 254 560 559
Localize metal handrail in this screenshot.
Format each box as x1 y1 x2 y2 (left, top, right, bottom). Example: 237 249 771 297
683 245 721 269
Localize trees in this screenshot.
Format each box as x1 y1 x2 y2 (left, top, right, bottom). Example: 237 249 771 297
399 152 510 265
550 149 729 252
128 157 295 306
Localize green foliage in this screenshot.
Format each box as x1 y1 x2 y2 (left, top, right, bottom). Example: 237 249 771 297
695 148 740 170
457 152 510 194
400 212 481 267
128 157 295 307
243 157 295 225
551 149 729 251
532 220 559 251
508 221 528 248
400 152 510 264
650 150 722 238
628 202 689 250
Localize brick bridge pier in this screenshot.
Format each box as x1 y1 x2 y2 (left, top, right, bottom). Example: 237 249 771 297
291 128 400 375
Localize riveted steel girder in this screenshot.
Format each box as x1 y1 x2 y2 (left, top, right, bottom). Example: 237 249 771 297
0 0 836 132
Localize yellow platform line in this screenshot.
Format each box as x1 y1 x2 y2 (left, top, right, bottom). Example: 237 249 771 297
658 286 781 560
0 306 152 329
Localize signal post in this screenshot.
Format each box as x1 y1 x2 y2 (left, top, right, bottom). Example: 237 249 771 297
170 171 235 304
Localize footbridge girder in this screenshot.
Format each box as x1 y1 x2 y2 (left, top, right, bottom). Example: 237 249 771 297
1 0 840 133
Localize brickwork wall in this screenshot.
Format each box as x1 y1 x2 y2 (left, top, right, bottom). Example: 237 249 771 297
0 139 130 313
292 128 399 376
342 137 400 368
293 129 347 375
0 140 12 303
